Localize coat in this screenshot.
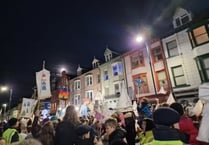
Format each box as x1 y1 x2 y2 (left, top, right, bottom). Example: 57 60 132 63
55 121 77 145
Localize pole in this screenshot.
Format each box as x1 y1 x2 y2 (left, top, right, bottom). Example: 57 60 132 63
144 42 157 97
8 88 12 119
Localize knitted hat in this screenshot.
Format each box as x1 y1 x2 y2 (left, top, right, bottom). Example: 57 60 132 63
170 102 184 115
153 108 180 126
8 118 18 127
76 125 91 136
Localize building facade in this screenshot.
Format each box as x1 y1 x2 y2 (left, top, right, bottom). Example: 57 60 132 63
161 8 203 103
99 47 128 109
123 40 170 102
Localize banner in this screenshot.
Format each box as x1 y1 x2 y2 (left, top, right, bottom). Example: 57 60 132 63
20 98 38 118
36 68 51 100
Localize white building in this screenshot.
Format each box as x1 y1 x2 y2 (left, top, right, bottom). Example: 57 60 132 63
161 8 204 103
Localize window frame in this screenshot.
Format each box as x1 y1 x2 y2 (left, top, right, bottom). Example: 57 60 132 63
171 65 187 87
166 39 179 57
130 51 144 69
85 74 93 86
74 80 81 90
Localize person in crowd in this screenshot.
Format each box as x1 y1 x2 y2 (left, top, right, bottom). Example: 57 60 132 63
50 115 59 129
170 102 199 145
37 121 55 145
0 137 6 145
104 118 127 145
124 111 136 145
11 138 42 145
3 118 21 145
110 140 128 145
19 124 28 140
137 98 152 119
31 110 42 138
55 105 81 145
139 118 155 145
148 107 185 145
75 125 102 145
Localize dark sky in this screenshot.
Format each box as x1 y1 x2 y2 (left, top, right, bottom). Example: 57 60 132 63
0 0 209 106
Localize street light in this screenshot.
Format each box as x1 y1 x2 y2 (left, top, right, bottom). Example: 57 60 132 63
0 86 13 118
135 35 157 97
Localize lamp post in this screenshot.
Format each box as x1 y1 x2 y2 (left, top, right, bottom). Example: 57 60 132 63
8 88 13 118
0 86 13 119
2 103 7 121
136 36 157 97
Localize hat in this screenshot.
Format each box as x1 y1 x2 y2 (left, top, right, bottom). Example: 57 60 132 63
153 108 180 126
8 118 18 127
50 116 58 121
76 125 91 136
170 103 184 115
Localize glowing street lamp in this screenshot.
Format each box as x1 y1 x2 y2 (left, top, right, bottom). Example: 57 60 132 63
1 86 8 92
135 35 157 97
0 86 13 117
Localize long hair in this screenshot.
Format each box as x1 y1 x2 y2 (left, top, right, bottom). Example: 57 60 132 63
63 105 80 126
38 121 55 145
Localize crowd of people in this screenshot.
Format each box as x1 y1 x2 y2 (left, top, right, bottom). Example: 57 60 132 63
0 98 208 145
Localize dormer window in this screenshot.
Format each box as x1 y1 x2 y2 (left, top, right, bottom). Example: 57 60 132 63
175 14 190 27
104 47 113 62
173 8 192 28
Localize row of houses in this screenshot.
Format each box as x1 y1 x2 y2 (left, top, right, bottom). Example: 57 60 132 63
50 8 209 114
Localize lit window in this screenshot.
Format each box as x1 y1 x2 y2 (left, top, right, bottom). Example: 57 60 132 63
166 40 179 57
133 74 149 94
112 62 123 76
193 25 209 45
172 65 186 86
104 70 108 80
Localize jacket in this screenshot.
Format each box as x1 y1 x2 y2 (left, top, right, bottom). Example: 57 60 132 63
3 128 21 145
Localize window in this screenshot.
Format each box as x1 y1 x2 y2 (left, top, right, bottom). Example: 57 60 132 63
157 71 168 89
104 70 108 80
175 14 190 27
203 57 209 81
172 65 186 86
133 73 149 94
197 55 209 82
193 25 209 45
152 47 163 62
97 74 100 83
105 87 109 96
166 40 179 57
74 80 80 90
114 82 121 96
74 94 81 105
130 51 144 69
181 15 190 25
85 75 93 86
85 90 93 101
112 62 123 76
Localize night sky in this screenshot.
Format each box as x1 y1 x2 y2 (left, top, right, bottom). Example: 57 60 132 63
0 0 209 106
